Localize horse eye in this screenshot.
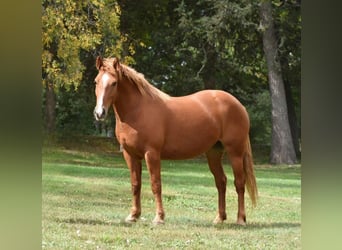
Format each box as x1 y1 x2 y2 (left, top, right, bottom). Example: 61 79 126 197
112 81 117 86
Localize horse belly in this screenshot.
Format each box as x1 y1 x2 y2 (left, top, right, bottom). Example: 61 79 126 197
160 118 220 160
160 140 216 159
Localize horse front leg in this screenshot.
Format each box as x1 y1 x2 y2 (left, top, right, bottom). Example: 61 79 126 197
145 151 165 224
123 150 142 223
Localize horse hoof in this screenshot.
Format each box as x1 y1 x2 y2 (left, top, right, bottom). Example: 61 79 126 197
213 215 225 224
213 212 227 224
125 214 138 223
152 217 165 225
236 218 246 226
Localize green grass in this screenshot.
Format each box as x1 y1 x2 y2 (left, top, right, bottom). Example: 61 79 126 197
42 145 301 249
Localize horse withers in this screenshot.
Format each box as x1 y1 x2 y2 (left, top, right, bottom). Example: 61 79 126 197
93 56 258 225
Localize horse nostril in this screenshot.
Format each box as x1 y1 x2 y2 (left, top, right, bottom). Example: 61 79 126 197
94 107 106 120
100 108 105 118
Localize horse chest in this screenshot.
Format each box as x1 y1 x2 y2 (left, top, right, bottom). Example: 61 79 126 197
115 123 151 157
116 124 137 143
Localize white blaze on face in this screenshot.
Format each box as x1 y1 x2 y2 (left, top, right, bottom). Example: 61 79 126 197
95 73 111 116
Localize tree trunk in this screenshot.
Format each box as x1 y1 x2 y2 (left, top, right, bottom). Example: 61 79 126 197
284 73 301 158
280 48 301 159
260 1 297 164
45 82 56 133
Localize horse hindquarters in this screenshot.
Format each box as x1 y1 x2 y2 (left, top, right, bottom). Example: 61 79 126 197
225 135 258 225
219 93 259 223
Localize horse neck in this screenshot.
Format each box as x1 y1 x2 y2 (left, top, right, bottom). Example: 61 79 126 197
113 77 145 122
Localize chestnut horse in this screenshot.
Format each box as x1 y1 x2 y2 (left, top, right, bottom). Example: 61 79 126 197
93 57 258 225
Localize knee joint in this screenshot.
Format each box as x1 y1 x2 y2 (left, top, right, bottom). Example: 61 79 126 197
234 179 245 193
132 183 141 195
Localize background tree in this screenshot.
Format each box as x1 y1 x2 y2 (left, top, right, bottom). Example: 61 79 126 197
274 0 301 158
260 0 297 164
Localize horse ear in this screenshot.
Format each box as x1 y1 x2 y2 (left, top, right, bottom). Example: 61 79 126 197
113 57 121 71
96 56 103 70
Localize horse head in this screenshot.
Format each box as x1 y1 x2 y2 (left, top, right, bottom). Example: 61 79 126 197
93 56 121 121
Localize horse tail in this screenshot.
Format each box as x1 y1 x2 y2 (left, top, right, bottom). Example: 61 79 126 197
243 135 258 207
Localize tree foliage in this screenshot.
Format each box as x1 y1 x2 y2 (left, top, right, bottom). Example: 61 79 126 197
42 0 125 90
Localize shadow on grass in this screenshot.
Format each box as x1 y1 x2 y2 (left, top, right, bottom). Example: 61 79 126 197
57 217 300 230
55 217 161 228
175 220 301 230
218 222 301 230
57 218 104 225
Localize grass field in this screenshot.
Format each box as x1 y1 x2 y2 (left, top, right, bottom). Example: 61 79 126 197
42 142 301 249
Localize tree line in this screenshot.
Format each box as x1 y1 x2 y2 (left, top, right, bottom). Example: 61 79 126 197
42 0 301 164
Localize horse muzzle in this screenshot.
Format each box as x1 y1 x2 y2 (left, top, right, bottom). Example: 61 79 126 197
93 106 107 121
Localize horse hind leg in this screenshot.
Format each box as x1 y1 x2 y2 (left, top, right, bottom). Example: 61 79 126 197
228 151 247 225
206 145 227 224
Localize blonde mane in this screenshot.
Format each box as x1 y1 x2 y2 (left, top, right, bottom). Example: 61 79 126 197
103 58 169 100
